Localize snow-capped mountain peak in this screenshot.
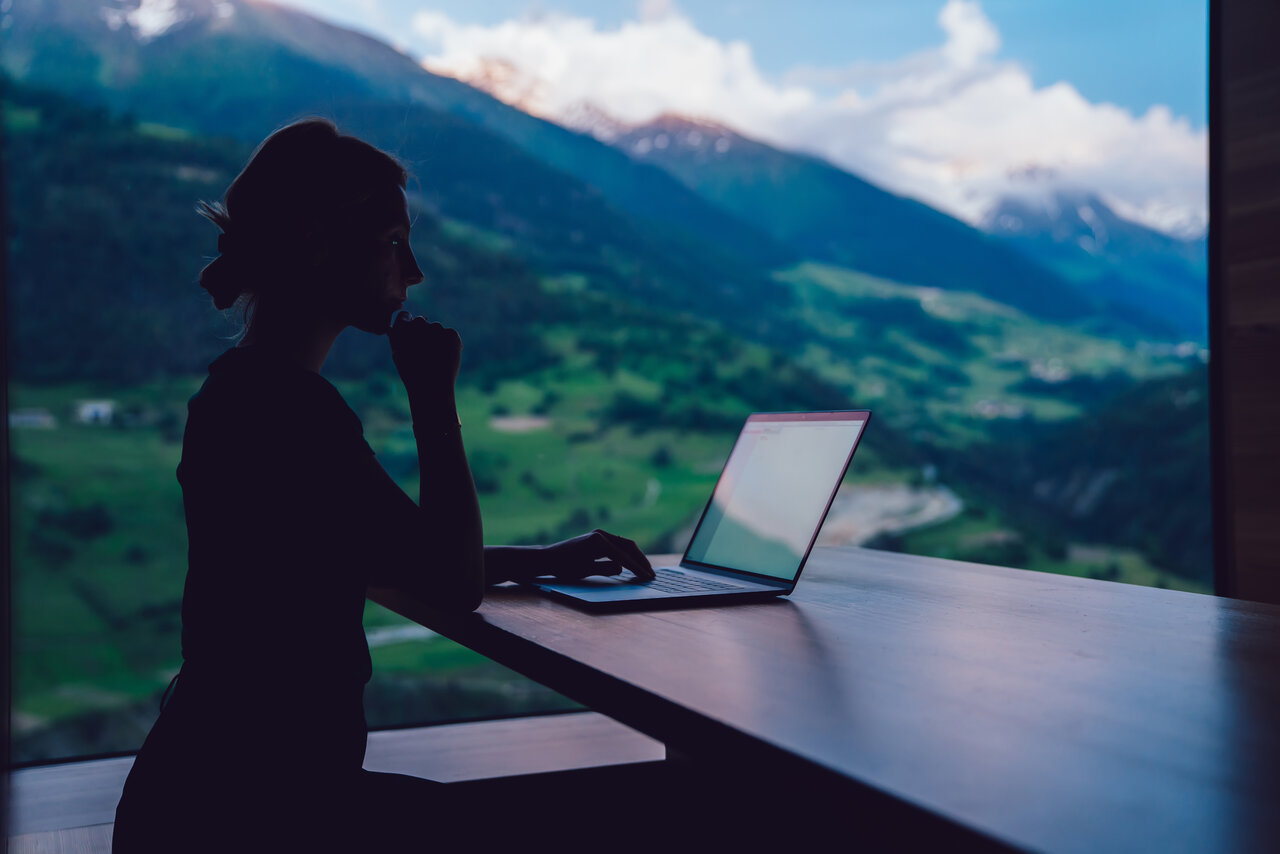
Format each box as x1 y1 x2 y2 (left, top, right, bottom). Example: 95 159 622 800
983 190 1121 254
442 56 551 117
557 100 635 143
444 60 737 154
613 113 744 159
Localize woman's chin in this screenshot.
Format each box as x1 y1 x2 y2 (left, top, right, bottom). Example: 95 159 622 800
348 304 403 335
349 314 393 336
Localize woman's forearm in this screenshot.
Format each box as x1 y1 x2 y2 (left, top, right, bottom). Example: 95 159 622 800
482 545 550 585
412 406 485 610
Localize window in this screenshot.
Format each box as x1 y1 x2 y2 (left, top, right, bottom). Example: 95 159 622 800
3 0 1208 762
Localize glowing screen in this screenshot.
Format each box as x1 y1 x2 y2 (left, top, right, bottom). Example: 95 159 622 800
685 417 866 579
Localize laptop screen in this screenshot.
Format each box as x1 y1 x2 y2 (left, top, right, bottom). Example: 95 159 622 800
683 412 869 580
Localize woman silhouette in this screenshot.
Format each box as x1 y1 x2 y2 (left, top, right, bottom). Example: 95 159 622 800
111 119 653 852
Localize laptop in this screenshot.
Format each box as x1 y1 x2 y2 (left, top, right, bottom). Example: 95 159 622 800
532 410 871 610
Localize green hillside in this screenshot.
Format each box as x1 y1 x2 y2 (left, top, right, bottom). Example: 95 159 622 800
2 19 1214 763
4 81 869 759
774 263 1194 444
3 0 795 283
941 365 1213 583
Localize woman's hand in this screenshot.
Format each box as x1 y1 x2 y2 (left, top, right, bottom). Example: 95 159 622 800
389 311 461 424
529 530 656 582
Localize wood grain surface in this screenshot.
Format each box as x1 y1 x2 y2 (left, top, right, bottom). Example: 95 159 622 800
374 546 1280 853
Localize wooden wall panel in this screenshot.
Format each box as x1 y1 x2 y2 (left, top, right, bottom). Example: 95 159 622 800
1217 0 1280 602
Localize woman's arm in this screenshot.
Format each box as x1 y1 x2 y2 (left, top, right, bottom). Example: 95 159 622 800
409 407 485 610
372 314 484 611
356 450 651 602
349 415 483 613
484 533 655 585
371 313 651 603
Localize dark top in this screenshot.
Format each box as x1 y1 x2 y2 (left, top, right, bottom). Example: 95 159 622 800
117 346 427 840
173 346 393 768
179 346 375 696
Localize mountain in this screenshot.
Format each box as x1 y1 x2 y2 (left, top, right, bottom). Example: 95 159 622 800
5 76 885 498
3 0 825 353
606 114 1102 326
983 191 1208 341
3 0 1210 438
1 77 840 417
4 5 1214 765
3 0 796 281
11 0 1153 338
0 78 558 383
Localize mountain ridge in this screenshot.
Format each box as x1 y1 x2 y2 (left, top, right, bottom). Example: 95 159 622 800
983 190 1207 340
609 113 1103 325
6 0 1202 341
5 0 798 278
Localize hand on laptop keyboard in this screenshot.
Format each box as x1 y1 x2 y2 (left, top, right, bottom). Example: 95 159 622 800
537 529 656 581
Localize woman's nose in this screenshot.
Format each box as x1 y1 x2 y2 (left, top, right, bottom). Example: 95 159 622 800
403 248 424 286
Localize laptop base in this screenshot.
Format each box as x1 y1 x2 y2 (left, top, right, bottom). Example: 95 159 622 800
532 581 788 612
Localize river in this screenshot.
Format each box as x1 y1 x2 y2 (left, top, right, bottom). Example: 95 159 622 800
815 482 964 547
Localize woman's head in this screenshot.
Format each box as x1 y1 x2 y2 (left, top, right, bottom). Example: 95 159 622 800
198 119 422 334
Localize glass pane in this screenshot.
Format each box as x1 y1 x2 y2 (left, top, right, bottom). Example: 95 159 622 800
4 0 1208 763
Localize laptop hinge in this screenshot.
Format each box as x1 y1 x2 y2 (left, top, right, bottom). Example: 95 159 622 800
677 561 793 590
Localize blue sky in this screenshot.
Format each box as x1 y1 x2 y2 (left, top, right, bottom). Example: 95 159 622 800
296 0 1206 126
286 0 1208 236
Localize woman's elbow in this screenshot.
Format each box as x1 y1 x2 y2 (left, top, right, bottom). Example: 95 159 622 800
388 562 484 613
422 584 482 614
450 584 484 614
438 565 485 613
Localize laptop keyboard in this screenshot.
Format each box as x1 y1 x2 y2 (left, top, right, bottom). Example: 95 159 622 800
647 571 748 594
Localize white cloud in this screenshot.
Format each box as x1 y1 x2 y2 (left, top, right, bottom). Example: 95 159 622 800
411 5 813 125
939 0 1000 69
409 0 1207 237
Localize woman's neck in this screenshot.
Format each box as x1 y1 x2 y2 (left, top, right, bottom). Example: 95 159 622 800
239 302 343 374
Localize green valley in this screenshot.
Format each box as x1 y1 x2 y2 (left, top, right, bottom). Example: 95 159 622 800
2 1 1211 763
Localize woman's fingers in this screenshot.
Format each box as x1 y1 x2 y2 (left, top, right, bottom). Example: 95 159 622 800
573 559 623 579
389 312 462 399
541 530 654 581
586 530 655 580
391 313 459 347
613 534 654 578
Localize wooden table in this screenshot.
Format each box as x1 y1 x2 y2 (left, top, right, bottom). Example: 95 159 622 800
372 546 1280 852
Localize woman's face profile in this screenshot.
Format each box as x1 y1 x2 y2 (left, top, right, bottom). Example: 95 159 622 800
335 186 424 335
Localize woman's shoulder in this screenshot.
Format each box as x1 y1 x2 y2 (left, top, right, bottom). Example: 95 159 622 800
198 347 343 404
189 347 367 445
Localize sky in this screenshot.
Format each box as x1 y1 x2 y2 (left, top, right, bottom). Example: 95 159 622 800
280 0 1208 237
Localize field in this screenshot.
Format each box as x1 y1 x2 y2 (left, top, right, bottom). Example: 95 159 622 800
8 373 739 760
9 349 1208 761
4 76 1211 761
779 263 1194 443
885 508 1210 593
1 45 1214 767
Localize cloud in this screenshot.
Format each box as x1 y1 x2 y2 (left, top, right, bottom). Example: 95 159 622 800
409 0 1207 237
411 5 813 126
939 0 1000 68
